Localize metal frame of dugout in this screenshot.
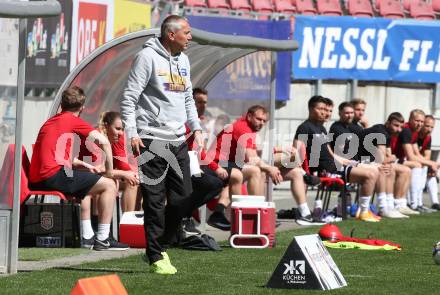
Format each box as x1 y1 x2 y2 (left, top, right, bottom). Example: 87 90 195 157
0 0 61 274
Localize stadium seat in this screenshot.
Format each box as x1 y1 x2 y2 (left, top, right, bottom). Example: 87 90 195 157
207 0 231 10
230 0 253 13
273 0 297 13
402 0 415 11
294 0 318 15
0 144 33 208
378 0 405 18
347 0 374 17
19 145 69 204
316 0 343 15
251 0 275 13
184 0 208 14
409 0 436 20
184 0 208 8
433 0 440 13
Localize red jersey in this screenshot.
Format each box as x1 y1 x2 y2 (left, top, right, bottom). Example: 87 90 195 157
79 133 133 171
112 135 133 171
78 128 101 165
392 123 418 161
418 134 432 153
29 112 94 183
213 117 257 165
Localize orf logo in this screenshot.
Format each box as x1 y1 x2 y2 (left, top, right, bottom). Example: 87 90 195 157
283 260 305 275
40 212 54 231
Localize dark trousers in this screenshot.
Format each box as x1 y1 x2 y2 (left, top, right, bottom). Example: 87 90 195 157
139 139 192 264
186 167 224 218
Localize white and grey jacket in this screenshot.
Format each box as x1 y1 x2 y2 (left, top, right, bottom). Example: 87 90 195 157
120 37 201 141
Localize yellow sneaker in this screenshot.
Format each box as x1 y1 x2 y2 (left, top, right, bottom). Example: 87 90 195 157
357 211 380 222
150 258 177 275
161 252 170 262
369 210 381 221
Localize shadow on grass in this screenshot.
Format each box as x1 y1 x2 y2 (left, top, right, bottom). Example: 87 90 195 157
53 266 144 274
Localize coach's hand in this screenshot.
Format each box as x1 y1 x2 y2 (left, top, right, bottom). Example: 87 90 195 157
193 130 204 152
131 137 145 157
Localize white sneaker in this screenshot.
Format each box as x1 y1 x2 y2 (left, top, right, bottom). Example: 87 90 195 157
380 209 409 219
392 209 410 218
398 206 420 215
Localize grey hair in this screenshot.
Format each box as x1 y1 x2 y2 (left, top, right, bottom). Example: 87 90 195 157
161 15 187 37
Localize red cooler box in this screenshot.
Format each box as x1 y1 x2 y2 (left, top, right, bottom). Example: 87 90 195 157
119 211 146 248
229 197 276 249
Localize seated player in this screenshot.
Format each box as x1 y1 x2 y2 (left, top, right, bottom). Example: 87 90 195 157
29 86 128 250
294 96 379 222
211 105 321 226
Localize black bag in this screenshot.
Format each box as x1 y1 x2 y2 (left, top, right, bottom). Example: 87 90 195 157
19 202 81 248
179 234 222 251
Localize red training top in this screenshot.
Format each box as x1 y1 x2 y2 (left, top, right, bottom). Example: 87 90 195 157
418 133 432 154
391 123 418 161
78 133 133 171
212 116 257 165
29 112 94 183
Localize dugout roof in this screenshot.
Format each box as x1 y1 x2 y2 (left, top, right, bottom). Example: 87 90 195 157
50 28 298 124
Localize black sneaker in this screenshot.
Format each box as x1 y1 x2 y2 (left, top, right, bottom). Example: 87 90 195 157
182 217 201 236
94 236 130 251
418 205 436 213
296 214 325 226
277 208 297 219
207 212 231 231
303 174 321 186
432 203 440 211
81 235 95 249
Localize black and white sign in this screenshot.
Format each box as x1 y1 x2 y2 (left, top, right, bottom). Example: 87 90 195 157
267 234 347 290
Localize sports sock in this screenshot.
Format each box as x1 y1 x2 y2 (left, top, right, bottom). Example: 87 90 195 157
418 167 428 207
97 224 111 241
298 202 311 217
314 199 323 209
359 196 371 213
81 219 95 239
394 198 407 209
410 168 423 209
386 194 395 210
377 192 387 211
427 177 439 204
